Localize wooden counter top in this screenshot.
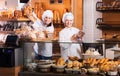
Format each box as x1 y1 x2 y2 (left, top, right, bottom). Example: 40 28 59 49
18 71 99 76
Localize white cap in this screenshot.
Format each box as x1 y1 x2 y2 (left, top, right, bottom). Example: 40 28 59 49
42 10 53 21
62 12 74 23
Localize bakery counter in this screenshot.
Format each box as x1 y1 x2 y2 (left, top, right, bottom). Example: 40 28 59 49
18 72 99 76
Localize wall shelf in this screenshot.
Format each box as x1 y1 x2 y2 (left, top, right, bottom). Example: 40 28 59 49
96 18 120 30
96 1 120 12
96 1 120 31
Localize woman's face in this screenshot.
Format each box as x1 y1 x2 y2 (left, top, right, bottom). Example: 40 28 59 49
43 16 53 25
64 19 73 28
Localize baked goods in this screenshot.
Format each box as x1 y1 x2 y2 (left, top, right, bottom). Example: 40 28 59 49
23 3 33 17
67 61 73 68
79 62 83 67
56 57 65 66
53 10 61 23
84 48 101 55
34 2 44 19
88 68 99 74
14 10 23 19
1 10 13 19
68 56 79 61
72 60 80 70
60 57 120 74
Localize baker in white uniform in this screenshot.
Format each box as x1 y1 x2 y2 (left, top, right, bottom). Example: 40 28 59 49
29 10 54 60
59 12 84 61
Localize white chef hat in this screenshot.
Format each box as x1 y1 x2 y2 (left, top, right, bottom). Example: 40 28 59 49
62 12 74 23
42 10 53 21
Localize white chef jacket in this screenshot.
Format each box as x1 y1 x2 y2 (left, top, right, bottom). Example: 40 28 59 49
59 27 81 61
33 19 54 57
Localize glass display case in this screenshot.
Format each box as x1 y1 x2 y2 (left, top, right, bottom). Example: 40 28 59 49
19 39 109 75
19 40 120 76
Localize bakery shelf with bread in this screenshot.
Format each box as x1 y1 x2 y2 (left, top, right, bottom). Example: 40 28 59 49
96 1 120 12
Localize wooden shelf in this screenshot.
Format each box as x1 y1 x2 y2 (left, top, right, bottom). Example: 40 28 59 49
96 2 120 12
97 24 120 28
0 18 30 22
96 18 120 30
96 0 120 31
96 38 120 43
96 7 120 12
97 24 120 30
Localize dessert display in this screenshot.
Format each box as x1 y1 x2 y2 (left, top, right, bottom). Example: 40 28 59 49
83 48 101 55
22 56 120 75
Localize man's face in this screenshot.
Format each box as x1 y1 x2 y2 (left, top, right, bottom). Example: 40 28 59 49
43 16 52 25
64 19 73 28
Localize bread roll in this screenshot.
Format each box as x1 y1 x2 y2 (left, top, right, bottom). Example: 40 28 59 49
73 60 80 67
56 57 65 66
67 61 73 68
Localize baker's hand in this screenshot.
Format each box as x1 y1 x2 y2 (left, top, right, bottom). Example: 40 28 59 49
77 31 85 38
71 34 77 41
